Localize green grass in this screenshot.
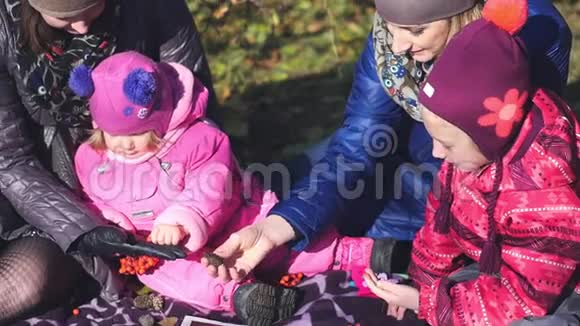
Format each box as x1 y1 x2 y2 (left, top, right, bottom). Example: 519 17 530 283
189 0 580 163
557 1 580 106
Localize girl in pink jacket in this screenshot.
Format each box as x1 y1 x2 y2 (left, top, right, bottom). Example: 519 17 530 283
70 51 390 326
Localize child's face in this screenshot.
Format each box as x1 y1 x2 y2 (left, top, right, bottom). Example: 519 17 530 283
103 131 155 159
422 109 490 172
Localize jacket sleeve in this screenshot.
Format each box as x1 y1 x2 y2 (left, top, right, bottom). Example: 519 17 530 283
155 129 242 252
407 165 465 324
155 0 219 122
269 33 404 250
0 56 99 251
410 186 579 326
73 144 136 233
519 0 572 94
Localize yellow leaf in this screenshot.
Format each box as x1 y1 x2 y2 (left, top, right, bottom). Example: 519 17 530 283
307 21 325 33
135 286 153 296
158 317 178 326
271 11 280 26
220 85 232 102
213 5 229 19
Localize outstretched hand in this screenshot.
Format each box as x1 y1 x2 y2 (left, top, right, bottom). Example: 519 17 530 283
201 215 297 282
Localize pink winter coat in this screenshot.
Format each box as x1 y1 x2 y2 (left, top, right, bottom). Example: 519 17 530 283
75 77 273 254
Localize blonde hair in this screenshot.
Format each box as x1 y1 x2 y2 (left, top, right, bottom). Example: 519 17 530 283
87 129 163 151
447 2 484 43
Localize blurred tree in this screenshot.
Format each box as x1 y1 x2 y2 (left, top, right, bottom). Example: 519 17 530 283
189 0 374 101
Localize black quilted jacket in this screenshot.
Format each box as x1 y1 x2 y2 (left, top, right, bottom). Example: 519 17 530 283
0 0 215 299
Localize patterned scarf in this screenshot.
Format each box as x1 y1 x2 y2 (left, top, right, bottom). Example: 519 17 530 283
9 0 119 128
372 12 433 122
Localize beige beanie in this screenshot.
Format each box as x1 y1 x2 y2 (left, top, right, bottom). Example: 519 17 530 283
28 0 102 18
375 0 479 25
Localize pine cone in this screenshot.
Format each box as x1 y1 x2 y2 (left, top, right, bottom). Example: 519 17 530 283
133 294 154 310
150 294 164 311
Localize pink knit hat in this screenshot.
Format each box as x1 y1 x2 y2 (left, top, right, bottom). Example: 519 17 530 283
69 51 198 136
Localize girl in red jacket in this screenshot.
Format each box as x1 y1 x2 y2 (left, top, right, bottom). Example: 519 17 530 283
363 0 580 325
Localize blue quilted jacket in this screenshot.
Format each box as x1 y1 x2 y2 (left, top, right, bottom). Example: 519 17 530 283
270 0 572 250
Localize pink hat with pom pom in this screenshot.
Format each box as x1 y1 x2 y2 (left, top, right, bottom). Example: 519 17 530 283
69 51 207 137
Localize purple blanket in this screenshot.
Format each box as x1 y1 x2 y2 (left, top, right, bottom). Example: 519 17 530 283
17 271 425 326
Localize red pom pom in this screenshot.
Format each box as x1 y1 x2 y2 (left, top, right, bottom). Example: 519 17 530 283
483 0 528 35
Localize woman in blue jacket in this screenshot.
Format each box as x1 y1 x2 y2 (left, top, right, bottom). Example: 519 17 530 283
205 0 571 283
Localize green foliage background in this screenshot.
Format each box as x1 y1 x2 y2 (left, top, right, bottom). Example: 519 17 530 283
187 0 580 163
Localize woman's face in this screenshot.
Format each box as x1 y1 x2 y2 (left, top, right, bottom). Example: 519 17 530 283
422 108 490 172
40 0 106 35
386 19 451 62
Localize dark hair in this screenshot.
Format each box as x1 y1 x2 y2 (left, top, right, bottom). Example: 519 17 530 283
19 0 65 54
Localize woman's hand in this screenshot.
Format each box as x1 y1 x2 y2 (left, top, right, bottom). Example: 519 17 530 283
202 215 296 282
150 224 188 246
363 268 419 313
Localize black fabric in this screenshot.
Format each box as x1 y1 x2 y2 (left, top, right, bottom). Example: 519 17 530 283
391 240 413 273
370 238 413 274
0 236 84 324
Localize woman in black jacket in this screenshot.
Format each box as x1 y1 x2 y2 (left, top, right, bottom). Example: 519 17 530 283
0 0 214 322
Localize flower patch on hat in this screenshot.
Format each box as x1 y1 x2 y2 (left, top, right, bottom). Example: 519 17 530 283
478 88 527 138
137 107 151 119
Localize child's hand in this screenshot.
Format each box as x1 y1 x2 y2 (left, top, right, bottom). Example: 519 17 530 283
363 268 419 312
150 224 188 246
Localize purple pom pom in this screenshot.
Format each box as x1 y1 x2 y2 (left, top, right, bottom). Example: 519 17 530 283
68 65 94 97
123 69 157 107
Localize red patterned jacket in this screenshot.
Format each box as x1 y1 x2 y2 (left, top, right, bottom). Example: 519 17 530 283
409 89 580 326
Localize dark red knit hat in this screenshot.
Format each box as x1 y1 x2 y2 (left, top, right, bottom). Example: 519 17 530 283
419 0 531 276
419 0 531 161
